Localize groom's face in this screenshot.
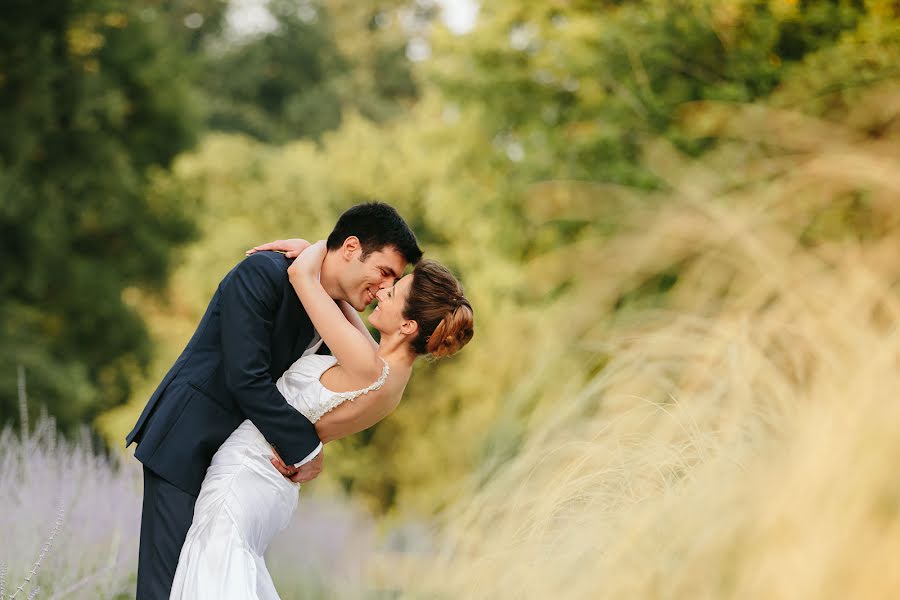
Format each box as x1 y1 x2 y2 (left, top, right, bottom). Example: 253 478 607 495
339 244 408 311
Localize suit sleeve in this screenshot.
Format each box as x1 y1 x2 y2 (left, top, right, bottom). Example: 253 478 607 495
220 252 321 464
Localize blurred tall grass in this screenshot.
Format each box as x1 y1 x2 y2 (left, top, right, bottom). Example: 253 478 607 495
400 90 900 598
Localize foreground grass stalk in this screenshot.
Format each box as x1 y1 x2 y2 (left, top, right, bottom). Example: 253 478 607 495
7 504 64 600
16 366 27 446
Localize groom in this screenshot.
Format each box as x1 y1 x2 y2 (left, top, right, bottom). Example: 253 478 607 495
126 202 422 599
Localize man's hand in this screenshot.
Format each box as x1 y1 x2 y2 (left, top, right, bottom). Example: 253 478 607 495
246 238 311 259
270 447 324 483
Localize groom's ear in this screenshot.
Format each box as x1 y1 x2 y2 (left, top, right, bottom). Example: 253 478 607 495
340 236 361 261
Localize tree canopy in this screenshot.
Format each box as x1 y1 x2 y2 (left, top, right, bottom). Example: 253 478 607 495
0 1 200 429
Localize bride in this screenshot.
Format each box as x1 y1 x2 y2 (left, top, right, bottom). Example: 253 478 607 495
169 240 474 599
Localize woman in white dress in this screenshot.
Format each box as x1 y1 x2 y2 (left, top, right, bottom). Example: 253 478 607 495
169 240 474 599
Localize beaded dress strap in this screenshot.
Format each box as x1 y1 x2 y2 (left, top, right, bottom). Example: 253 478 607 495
307 358 390 423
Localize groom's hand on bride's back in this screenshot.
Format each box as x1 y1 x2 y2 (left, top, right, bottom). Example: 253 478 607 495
270 447 324 483
245 238 311 259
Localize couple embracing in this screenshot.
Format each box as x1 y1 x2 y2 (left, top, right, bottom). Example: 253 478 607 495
126 203 474 599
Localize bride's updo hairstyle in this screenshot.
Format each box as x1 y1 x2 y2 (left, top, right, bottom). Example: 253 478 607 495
403 260 474 358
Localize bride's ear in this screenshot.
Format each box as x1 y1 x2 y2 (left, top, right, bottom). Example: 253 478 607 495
400 319 418 337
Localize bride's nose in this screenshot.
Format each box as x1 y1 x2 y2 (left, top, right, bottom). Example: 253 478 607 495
375 288 387 301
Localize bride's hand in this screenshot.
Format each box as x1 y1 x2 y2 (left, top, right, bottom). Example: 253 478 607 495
245 238 311 259
270 446 325 483
287 240 327 279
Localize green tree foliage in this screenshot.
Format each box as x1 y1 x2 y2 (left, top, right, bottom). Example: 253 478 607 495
201 0 420 142
0 1 201 431
153 0 231 52
430 0 871 185
202 2 350 141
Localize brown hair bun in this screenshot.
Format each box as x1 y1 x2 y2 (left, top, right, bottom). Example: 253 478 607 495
426 303 475 358
403 260 474 358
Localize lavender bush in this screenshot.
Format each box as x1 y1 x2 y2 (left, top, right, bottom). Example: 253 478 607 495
267 499 378 598
0 406 142 599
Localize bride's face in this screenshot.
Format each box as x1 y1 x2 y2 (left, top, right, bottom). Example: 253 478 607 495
368 274 413 333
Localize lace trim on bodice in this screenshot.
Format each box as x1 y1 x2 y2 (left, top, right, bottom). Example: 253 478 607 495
306 358 390 423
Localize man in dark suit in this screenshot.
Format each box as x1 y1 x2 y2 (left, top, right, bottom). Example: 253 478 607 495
126 202 422 599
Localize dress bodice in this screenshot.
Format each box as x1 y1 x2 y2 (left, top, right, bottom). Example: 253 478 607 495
275 354 390 423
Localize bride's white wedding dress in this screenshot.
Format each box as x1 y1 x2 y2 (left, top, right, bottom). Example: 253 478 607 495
169 353 389 600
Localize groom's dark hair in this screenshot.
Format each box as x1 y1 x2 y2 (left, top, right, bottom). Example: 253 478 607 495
327 202 423 264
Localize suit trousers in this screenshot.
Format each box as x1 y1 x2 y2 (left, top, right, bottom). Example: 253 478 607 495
137 466 198 600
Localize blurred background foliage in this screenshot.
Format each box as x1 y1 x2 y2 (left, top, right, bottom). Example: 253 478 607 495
2 0 899 529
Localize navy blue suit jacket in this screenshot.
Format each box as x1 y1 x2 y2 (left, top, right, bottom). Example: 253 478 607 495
126 251 323 496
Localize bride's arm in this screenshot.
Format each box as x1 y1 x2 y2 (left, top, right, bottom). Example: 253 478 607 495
314 393 401 443
287 241 383 382
245 238 311 259
338 300 378 352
